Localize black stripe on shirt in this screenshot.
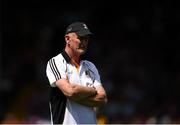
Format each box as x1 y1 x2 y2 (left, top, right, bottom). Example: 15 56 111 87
50 87 66 124
49 59 61 80
52 59 61 79
49 59 58 80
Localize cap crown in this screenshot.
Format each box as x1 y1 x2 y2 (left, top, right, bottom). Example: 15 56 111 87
66 22 92 36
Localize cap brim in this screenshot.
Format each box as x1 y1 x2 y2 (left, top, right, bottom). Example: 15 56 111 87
76 30 92 36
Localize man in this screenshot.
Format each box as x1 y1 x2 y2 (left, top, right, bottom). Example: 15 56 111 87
46 21 107 124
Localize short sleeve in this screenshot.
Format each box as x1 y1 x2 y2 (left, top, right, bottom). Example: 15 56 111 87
46 56 67 87
86 61 102 87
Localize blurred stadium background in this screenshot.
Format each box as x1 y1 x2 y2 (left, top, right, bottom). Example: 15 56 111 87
1 0 180 124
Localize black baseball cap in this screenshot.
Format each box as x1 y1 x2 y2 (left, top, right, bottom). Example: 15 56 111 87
65 22 92 36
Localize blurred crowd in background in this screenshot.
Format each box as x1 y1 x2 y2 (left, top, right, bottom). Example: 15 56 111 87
1 0 180 124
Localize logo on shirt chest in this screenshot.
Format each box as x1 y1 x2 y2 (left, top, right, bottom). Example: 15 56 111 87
85 70 95 83
79 69 95 87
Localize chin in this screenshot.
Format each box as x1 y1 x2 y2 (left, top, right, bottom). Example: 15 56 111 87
78 49 86 55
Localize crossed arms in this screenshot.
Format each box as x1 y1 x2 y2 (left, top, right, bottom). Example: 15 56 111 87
55 78 107 107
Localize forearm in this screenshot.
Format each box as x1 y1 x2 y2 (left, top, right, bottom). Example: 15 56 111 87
75 91 107 107
69 84 97 101
55 79 107 106
55 79 97 100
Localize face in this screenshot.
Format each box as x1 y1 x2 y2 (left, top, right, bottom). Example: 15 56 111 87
66 33 90 55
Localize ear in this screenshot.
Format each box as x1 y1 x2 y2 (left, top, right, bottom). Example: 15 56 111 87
65 35 70 44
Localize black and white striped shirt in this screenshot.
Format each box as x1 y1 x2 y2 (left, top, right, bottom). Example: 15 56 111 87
46 50 102 124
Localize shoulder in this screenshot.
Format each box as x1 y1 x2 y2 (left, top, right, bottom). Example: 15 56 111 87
83 60 101 77
47 53 64 64
53 53 64 61
46 53 68 70
83 60 97 70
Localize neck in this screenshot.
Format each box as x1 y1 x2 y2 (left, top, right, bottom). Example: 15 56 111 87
65 46 80 64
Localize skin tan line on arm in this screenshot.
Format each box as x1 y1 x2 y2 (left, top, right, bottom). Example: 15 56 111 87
75 85 108 107
55 78 97 101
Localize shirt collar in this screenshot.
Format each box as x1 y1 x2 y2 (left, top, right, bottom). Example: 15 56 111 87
61 50 71 63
